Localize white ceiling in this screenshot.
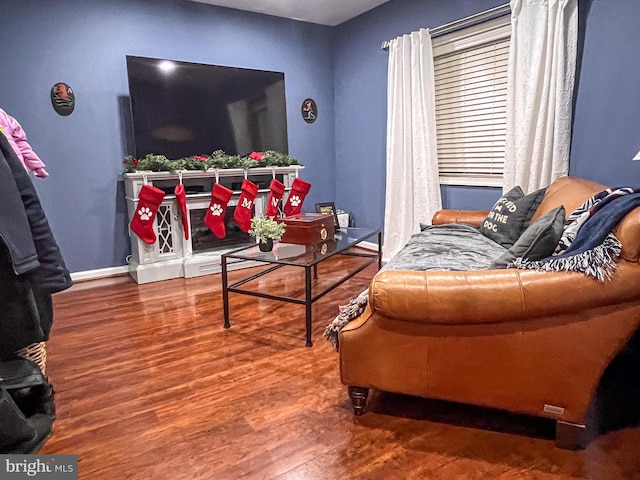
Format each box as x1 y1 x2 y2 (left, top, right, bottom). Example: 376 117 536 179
189 0 391 26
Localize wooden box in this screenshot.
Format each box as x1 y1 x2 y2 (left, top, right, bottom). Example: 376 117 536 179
281 213 335 245
306 238 337 258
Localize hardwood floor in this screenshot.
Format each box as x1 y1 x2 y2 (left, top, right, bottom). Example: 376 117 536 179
39 255 640 479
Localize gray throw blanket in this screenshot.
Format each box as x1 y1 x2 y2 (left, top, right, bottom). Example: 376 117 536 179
323 224 506 350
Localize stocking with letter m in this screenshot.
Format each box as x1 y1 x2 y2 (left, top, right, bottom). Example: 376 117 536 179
233 179 258 232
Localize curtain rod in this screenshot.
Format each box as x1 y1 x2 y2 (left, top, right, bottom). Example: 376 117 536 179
380 3 510 51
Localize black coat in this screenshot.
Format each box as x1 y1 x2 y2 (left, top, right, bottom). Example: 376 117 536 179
0 133 72 356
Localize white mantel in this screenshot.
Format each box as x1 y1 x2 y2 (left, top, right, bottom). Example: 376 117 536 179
123 166 303 284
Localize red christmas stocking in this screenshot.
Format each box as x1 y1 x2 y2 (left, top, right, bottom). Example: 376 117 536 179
233 179 258 232
265 179 285 218
130 185 166 244
205 183 233 238
284 178 312 216
174 184 189 240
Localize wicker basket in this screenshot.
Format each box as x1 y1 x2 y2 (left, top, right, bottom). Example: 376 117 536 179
16 342 47 374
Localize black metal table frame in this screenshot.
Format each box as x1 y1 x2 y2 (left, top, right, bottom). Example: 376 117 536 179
222 229 382 347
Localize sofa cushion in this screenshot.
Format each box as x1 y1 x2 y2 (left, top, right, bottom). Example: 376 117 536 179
490 206 565 268
479 186 546 248
391 224 507 272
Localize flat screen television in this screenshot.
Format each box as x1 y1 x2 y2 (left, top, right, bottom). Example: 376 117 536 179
126 56 288 159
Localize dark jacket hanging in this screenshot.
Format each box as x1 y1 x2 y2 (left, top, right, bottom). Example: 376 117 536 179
0 132 72 356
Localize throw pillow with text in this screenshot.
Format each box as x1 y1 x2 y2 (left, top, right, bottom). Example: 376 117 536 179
479 186 546 248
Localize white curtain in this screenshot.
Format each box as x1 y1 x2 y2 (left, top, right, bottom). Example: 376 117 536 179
503 0 578 193
383 28 442 261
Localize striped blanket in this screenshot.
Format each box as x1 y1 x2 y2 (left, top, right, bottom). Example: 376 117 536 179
511 187 640 281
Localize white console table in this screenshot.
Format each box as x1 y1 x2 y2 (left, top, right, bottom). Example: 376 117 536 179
123 166 302 284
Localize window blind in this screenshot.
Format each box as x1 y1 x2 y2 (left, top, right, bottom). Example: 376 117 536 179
433 26 510 187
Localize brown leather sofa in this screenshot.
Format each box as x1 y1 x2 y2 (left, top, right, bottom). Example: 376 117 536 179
339 176 640 449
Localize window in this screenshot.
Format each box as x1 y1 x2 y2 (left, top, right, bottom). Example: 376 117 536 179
433 13 511 187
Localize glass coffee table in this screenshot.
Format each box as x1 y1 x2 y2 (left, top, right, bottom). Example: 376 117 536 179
221 227 381 347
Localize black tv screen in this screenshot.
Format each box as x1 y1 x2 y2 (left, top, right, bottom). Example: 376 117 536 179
126 56 288 159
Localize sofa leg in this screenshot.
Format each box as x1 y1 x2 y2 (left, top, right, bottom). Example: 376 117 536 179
348 386 369 416
555 420 593 450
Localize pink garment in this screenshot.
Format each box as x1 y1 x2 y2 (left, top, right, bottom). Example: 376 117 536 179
0 108 46 174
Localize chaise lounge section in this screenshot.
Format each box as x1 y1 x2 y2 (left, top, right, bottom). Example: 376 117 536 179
338 176 640 449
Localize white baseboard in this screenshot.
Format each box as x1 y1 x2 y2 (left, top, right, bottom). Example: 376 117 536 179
70 265 131 282
357 240 379 252
70 240 380 282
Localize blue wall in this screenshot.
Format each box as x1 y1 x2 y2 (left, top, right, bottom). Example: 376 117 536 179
334 0 640 231
2 0 639 273
0 0 335 273
333 0 506 231
570 0 640 185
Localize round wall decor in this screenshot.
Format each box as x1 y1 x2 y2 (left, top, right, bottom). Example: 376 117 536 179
301 98 317 124
51 82 75 116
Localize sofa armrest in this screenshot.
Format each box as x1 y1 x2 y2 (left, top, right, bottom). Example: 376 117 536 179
615 206 640 262
432 209 489 227
369 262 640 325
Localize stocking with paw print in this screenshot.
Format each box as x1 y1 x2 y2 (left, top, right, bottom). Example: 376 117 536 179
283 178 312 216
130 184 166 244
205 183 233 238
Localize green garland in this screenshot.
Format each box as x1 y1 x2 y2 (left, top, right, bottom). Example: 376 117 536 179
123 150 302 173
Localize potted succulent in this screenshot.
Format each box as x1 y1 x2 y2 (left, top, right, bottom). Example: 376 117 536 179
248 216 286 252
